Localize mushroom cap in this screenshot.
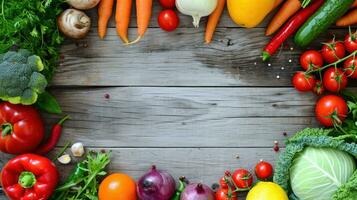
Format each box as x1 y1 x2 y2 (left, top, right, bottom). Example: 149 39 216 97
67 0 101 10
57 9 91 39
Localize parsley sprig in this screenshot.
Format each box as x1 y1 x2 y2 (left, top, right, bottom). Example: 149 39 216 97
0 0 65 81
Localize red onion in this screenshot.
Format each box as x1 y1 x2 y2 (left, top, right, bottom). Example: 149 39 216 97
137 165 176 200
180 183 215 200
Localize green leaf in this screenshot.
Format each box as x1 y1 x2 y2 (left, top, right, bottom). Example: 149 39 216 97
35 91 62 114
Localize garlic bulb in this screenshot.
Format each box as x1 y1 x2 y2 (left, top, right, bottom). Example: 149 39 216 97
176 0 218 28
58 154 71 164
71 142 85 157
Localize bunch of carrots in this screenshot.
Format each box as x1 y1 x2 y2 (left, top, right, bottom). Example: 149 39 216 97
97 0 153 44
266 0 357 36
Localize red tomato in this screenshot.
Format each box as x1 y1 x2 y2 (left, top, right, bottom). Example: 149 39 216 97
219 176 229 188
300 50 324 71
292 72 316 92
344 33 357 53
321 40 346 64
158 9 179 32
343 57 357 79
313 80 325 95
232 169 253 189
216 188 238 200
255 161 274 180
159 0 176 9
322 67 348 92
315 95 348 127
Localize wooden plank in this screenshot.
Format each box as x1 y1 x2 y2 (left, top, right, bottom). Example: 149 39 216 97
0 147 281 199
39 87 324 148
85 1 276 29
55 28 355 86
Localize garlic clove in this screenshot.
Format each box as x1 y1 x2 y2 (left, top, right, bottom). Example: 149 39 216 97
71 142 85 157
58 154 71 164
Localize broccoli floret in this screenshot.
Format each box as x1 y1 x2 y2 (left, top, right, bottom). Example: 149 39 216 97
0 49 47 105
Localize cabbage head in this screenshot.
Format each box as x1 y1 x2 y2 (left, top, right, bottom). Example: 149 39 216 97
290 147 356 200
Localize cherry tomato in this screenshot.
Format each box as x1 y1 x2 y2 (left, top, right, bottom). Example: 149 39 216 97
313 80 325 95
216 188 238 200
343 57 357 79
322 67 348 92
255 161 273 180
159 0 176 8
292 71 316 92
99 173 137 200
315 95 348 127
321 40 346 64
158 9 179 32
232 169 253 189
344 32 357 53
300 50 324 71
219 176 229 188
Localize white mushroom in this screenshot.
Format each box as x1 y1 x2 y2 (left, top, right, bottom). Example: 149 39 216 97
71 142 85 157
57 9 91 39
58 154 72 164
67 0 101 10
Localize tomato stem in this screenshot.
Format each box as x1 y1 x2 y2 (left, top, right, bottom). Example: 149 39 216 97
307 50 357 74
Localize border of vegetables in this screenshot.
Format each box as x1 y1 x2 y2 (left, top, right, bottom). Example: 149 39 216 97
1 0 357 200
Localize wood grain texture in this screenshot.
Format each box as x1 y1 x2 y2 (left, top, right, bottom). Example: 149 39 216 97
39 87 326 148
55 28 355 87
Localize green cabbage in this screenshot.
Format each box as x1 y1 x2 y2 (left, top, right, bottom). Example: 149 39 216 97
290 147 356 200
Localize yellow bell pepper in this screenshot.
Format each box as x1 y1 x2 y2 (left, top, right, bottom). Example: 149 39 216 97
227 0 276 28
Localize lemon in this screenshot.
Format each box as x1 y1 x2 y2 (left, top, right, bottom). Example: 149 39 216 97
246 182 288 200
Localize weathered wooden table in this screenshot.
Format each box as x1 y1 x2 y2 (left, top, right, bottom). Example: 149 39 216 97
0 2 355 199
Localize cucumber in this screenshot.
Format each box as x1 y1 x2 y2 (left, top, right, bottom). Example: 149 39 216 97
294 0 354 47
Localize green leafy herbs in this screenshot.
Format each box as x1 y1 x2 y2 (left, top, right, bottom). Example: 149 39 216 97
50 151 111 200
0 0 65 81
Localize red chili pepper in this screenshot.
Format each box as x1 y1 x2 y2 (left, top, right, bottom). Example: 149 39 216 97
35 115 70 155
1 154 59 200
262 0 324 61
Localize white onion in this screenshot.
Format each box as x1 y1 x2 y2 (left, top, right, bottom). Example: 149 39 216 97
176 0 218 28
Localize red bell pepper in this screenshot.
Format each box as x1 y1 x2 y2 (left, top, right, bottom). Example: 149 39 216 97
1 154 59 200
0 102 45 154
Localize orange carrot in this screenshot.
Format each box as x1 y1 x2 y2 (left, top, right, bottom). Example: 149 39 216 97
205 0 226 44
116 0 132 44
130 0 153 44
336 9 357 26
272 0 284 10
98 0 114 39
352 0 357 8
266 0 301 36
